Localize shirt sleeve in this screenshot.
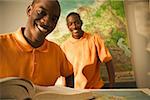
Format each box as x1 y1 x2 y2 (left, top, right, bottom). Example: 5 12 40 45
59 47 73 77
93 33 112 63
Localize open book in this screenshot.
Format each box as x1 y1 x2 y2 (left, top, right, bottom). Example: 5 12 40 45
1 77 150 100
0 77 95 100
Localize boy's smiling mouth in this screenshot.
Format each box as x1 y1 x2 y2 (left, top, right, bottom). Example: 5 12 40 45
35 22 49 33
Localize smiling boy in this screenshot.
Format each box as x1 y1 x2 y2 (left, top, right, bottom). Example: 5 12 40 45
0 0 74 88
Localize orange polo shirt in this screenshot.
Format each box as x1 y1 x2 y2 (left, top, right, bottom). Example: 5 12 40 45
0 28 73 86
61 32 112 89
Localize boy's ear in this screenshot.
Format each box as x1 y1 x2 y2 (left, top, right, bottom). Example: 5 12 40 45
26 5 32 17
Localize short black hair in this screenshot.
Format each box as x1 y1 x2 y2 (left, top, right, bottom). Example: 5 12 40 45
31 0 59 6
66 12 81 21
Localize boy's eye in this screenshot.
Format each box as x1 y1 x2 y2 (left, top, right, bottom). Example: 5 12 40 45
67 23 72 26
75 21 80 25
68 22 80 26
37 9 46 16
52 16 58 22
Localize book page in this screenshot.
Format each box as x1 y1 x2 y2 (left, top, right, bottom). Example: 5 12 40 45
0 77 35 100
34 86 96 100
34 87 150 100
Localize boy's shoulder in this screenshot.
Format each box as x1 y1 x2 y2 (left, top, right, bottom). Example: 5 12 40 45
0 32 13 39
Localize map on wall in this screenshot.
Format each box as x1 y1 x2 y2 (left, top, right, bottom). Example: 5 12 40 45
46 0 135 83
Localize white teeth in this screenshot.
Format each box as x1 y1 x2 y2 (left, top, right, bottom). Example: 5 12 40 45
37 25 47 33
73 30 78 33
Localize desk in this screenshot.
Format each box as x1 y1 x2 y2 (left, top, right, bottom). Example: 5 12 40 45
36 87 150 100
89 88 150 100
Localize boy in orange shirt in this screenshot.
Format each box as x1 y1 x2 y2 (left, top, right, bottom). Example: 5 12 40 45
60 12 115 89
0 0 74 88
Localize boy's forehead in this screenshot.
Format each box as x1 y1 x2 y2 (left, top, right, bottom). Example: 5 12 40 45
32 0 60 11
68 15 80 20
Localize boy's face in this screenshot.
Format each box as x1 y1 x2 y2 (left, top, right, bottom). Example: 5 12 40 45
26 0 60 41
67 15 83 39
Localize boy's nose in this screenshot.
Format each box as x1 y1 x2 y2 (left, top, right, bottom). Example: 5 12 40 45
72 23 77 29
40 16 50 26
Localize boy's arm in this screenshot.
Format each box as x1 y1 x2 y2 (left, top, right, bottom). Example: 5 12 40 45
66 73 74 88
105 60 115 88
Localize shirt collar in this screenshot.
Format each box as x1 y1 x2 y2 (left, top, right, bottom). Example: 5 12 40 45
13 27 49 52
70 32 88 42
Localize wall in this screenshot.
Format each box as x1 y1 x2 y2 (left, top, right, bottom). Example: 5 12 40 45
124 0 150 87
0 0 30 33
